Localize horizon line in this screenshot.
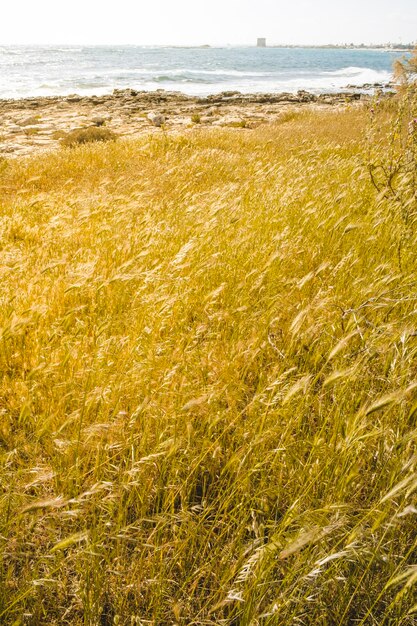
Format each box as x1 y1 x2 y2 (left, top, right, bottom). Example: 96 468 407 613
0 41 415 48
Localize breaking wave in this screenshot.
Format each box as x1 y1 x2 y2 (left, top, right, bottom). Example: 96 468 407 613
0 46 400 98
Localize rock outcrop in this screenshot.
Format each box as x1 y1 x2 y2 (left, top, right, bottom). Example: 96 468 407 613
0 89 386 158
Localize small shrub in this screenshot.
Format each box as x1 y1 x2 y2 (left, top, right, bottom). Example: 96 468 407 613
61 126 117 148
366 69 417 271
394 45 417 87
278 111 300 124
191 113 201 124
19 115 42 127
24 127 40 136
52 130 67 140
228 119 248 128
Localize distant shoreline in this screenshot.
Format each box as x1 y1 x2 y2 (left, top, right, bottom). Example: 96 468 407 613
171 45 414 51
264 45 413 51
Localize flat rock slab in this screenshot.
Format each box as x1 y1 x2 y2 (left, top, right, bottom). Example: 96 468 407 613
0 89 371 158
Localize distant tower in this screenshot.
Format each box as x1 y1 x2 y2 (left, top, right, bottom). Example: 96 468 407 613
257 38 266 48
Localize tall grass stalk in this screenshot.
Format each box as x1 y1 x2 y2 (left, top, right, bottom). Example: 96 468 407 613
1 105 417 624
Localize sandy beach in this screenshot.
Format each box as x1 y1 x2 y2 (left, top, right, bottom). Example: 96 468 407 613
0 88 368 157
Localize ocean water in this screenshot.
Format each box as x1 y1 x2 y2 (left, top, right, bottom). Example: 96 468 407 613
0 45 405 99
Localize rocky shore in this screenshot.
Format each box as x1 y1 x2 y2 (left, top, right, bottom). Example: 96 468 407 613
0 88 382 158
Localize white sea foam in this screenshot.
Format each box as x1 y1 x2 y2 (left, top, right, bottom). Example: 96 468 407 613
0 46 400 99
324 66 392 83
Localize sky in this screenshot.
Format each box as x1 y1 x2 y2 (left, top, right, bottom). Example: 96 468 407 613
1 0 416 46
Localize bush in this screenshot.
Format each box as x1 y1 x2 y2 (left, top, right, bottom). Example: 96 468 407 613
394 45 417 86
19 115 42 127
24 127 40 136
52 130 67 140
367 85 417 271
61 126 117 148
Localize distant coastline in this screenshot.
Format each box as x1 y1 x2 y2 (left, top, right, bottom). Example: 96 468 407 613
263 44 414 51
140 42 414 50
161 44 413 51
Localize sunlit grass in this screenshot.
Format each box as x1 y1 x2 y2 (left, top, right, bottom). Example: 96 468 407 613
1 105 417 625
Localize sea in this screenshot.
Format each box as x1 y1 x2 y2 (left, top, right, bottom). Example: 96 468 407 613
0 45 406 99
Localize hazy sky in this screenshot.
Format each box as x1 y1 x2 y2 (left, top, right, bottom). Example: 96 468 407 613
1 0 416 46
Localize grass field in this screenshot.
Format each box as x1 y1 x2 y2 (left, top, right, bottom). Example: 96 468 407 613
1 101 417 625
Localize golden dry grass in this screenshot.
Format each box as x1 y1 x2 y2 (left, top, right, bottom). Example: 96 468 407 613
1 104 417 625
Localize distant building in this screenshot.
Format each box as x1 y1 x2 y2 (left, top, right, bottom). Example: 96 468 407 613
257 38 266 48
